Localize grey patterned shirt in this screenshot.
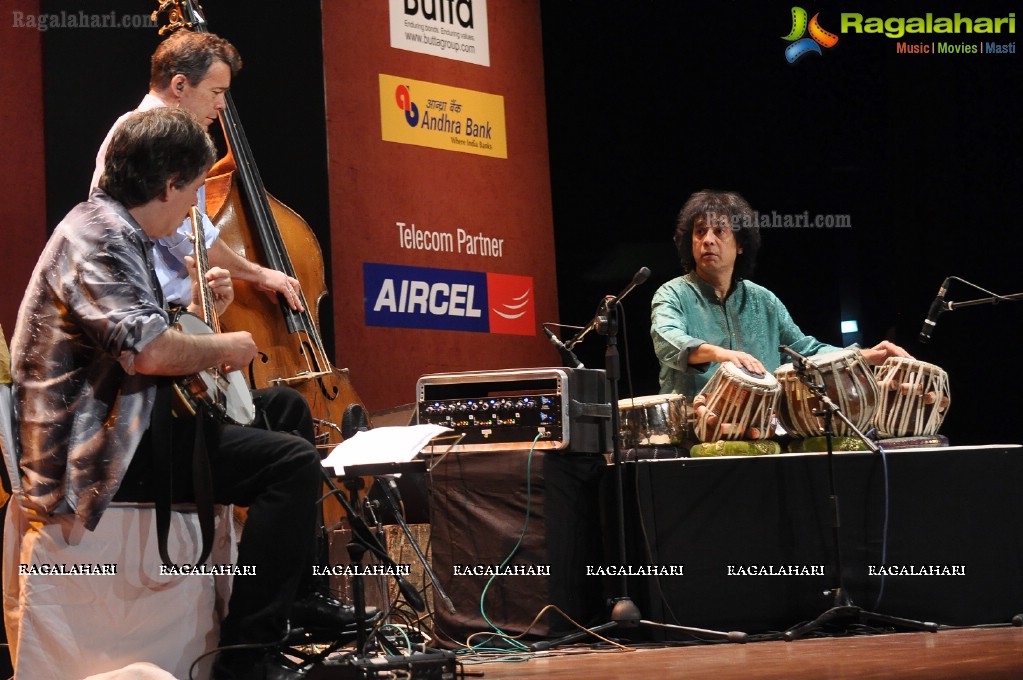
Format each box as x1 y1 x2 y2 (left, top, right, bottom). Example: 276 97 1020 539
11 189 170 530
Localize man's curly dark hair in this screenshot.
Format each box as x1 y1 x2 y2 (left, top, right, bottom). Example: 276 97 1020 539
673 190 761 281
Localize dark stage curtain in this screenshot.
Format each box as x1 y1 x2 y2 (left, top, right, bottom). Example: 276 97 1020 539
624 446 1023 634
428 446 1023 641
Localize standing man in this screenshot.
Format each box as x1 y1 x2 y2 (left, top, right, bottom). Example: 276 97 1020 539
91 29 304 312
13 108 336 680
651 189 909 400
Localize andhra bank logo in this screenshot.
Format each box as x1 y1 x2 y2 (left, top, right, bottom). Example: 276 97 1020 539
783 7 839 63
380 74 507 158
783 7 1016 62
364 262 534 336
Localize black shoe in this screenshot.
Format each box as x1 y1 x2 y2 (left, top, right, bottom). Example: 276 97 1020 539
212 650 309 680
290 591 380 631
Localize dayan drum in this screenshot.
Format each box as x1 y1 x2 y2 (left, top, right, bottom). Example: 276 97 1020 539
774 349 880 439
873 357 951 437
693 363 780 443
618 394 689 448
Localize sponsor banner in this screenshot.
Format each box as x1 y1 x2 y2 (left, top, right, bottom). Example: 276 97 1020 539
380 74 507 158
389 0 490 66
487 272 534 336
364 262 534 336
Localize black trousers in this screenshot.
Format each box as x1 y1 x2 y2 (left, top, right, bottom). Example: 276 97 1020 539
114 386 322 646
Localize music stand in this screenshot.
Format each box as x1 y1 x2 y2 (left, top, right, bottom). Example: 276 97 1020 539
345 459 458 617
778 345 938 641
290 465 458 676
319 427 462 631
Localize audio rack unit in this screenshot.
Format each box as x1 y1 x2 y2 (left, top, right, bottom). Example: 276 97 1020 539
415 367 611 453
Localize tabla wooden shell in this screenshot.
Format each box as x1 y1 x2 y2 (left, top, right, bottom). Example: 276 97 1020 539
873 357 950 437
774 349 879 439
694 363 780 443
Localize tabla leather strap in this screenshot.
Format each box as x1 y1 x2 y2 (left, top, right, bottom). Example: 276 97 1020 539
153 379 216 568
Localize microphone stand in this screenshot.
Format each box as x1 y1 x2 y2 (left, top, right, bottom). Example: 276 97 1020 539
374 475 457 616
564 267 649 353
326 404 449 619
920 275 1023 343
946 292 1023 311
316 468 425 653
533 269 747 651
296 470 458 675
778 345 938 641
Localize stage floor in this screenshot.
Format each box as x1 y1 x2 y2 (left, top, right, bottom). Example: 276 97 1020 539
462 627 1023 679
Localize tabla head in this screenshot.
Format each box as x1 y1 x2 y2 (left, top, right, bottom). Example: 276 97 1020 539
718 361 779 391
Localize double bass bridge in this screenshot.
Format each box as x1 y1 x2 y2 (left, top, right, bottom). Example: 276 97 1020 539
267 369 334 386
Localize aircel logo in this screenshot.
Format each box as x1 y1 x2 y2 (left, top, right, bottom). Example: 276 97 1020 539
364 263 534 336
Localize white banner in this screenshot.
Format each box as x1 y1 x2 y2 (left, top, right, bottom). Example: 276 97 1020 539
389 0 490 67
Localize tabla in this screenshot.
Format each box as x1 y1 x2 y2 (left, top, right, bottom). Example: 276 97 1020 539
774 349 880 438
693 363 780 443
873 357 951 437
618 394 689 448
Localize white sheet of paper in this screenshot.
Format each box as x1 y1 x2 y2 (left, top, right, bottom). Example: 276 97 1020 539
321 424 453 475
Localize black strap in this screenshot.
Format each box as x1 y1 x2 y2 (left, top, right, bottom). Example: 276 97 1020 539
153 380 175 568
191 405 216 567
153 381 217 568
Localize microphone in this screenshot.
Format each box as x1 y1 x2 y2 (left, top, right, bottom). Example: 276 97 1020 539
918 277 951 344
779 344 813 373
544 327 584 368
397 574 427 612
566 266 652 349
341 403 370 439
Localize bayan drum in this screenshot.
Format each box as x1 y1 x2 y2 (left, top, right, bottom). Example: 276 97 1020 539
873 357 951 437
618 394 689 448
693 363 780 443
775 349 880 439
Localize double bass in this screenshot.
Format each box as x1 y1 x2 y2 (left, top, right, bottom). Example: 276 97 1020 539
154 2 369 516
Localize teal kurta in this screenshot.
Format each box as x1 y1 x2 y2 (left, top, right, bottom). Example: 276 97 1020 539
651 272 842 398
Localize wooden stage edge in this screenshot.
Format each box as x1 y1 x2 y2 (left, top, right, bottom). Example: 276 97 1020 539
462 626 1023 679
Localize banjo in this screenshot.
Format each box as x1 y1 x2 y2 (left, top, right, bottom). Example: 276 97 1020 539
173 206 256 425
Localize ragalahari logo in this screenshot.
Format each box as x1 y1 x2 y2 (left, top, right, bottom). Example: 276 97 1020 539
395 84 419 127
783 7 839 63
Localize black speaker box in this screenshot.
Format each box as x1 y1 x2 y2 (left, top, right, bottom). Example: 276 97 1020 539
426 449 606 645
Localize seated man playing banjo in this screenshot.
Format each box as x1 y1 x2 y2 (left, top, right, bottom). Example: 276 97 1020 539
10 108 355 680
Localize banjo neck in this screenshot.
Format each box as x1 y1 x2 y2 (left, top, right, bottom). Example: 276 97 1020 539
172 206 256 426
190 206 220 330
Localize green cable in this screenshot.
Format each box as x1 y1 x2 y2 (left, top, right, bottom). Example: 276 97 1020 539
473 433 542 652
378 623 414 655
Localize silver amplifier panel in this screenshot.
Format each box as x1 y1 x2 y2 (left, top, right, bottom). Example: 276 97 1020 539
416 367 610 453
